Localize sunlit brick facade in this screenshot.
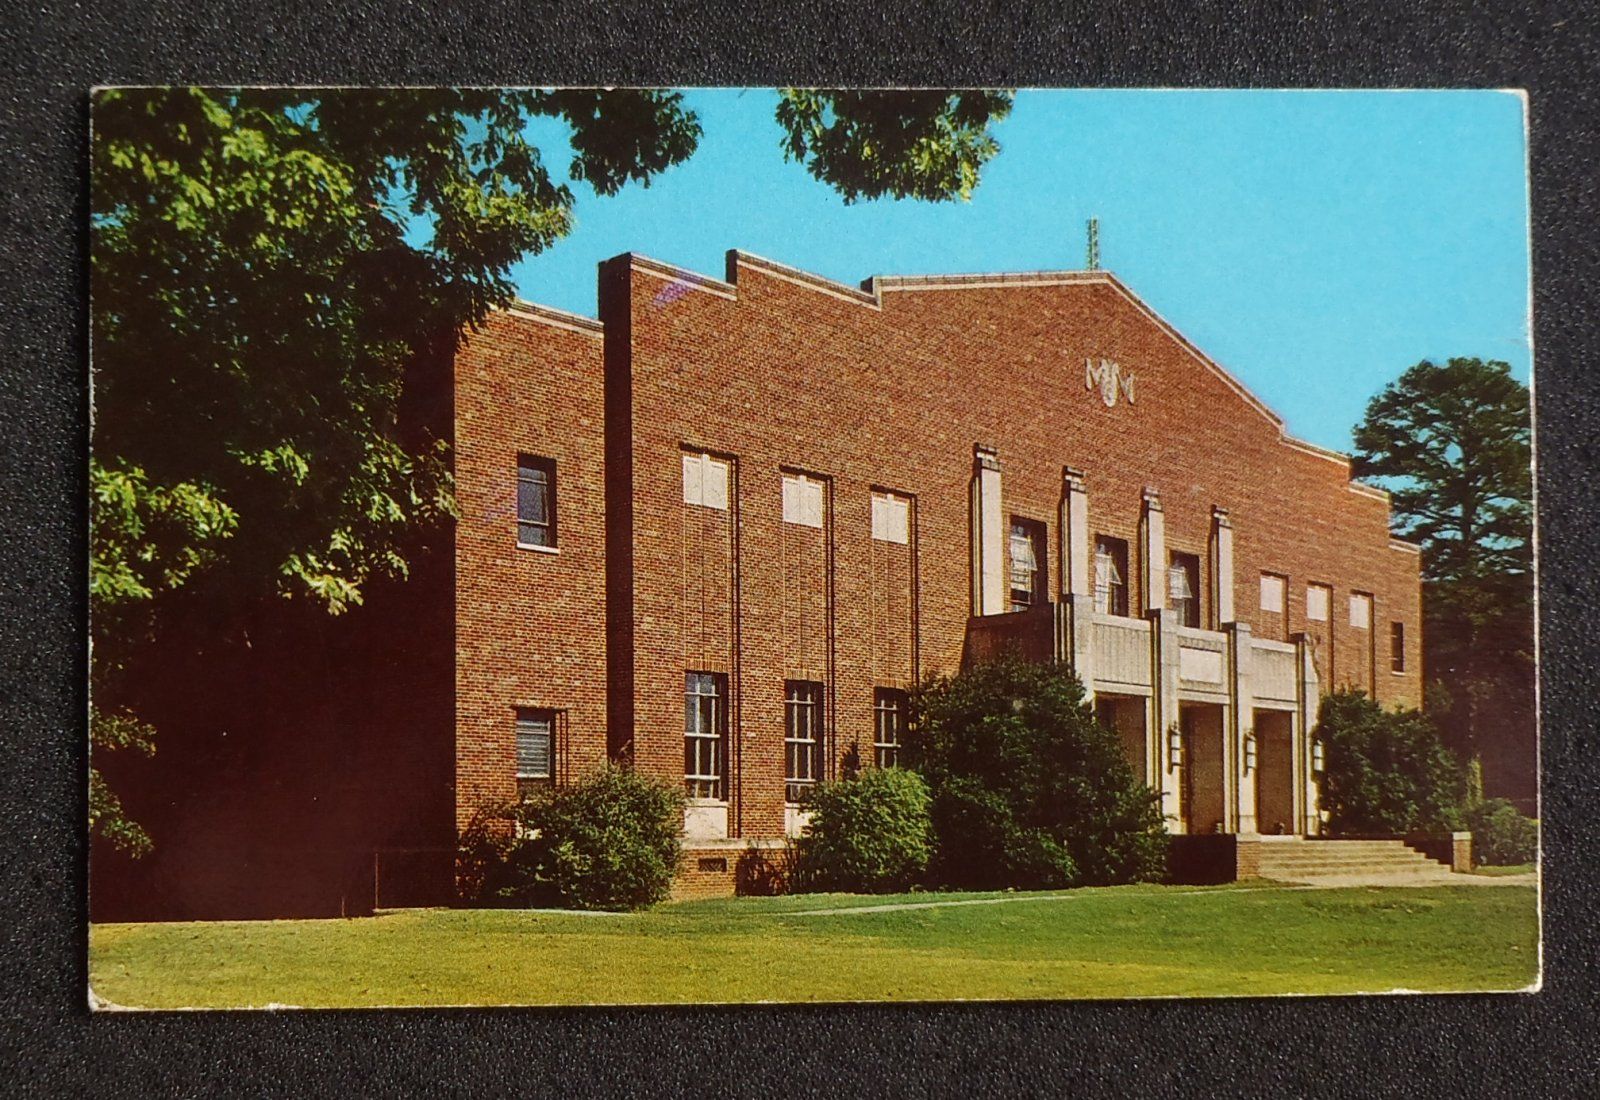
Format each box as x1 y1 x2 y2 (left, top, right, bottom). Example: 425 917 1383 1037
453 249 1423 898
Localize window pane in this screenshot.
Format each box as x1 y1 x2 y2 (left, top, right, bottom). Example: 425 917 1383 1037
515 711 553 779
703 457 728 509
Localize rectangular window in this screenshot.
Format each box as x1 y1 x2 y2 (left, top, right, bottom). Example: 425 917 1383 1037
781 473 825 528
873 688 908 769
1009 518 1047 612
784 680 825 803
871 491 910 544
682 452 729 510
1169 551 1200 628
1350 592 1372 629
516 456 556 548
1306 584 1330 622
684 672 727 799
1094 535 1130 617
515 708 554 795
1260 573 1286 614
1390 621 1406 673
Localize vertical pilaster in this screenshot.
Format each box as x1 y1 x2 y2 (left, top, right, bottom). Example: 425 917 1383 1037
1292 631 1321 836
971 444 1005 616
1142 487 1166 614
1212 506 1235 627
1151 605 1182 831
1059 466 1096 692
1229 621 1256 833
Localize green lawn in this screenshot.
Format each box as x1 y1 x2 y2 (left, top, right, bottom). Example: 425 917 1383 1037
1470 863 1538 877
89 881 1539 1009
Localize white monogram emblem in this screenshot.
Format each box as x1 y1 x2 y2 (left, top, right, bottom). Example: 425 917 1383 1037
1084 358 1135 407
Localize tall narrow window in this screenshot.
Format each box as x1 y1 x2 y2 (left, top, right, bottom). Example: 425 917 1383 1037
684 672 727 800
517 456 556 548
873 688 908 769
1009 518 1046 611
514 708 554 796
1094 535 1130 616
1390 621 1406 672
1169 551 1200 628
784 680 824 803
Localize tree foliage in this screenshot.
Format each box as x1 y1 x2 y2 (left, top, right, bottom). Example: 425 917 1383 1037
777 90 1013 203
905 657 1168 890
1316 690 1465 834
1351 358 1534 797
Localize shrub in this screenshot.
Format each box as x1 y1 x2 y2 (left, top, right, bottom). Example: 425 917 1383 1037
1465 798 1538 866
906 656 1167 890
468 765 685 911
1317 690 1465 834
791 767 932 893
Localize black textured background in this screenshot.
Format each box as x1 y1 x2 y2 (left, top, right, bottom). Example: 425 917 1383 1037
2 2 1597 1094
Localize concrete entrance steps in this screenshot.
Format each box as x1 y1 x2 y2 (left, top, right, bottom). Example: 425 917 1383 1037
1255 838 1456 884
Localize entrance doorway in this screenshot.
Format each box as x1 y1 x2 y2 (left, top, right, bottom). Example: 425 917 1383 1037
1094 694 1149 785
1253 709 1295 836
1179 703 1226 834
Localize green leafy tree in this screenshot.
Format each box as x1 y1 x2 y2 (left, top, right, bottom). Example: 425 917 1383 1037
90 87 1017 855
1316 690 1465 834
1351 358 1534 803
905 657 1168 890
777 90 1013 203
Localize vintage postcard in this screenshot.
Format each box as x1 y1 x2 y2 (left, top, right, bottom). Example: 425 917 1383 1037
88 87 1538 1009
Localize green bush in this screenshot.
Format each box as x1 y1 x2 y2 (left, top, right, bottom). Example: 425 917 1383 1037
791 767 932 893
464 765 685 911
1317 690 1465 834
906 657 1168 890
1465 798 1538 866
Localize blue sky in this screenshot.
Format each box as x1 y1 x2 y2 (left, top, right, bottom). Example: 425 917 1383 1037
510 89 1530 454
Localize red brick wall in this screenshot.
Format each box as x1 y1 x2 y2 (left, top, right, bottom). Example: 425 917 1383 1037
452 306 611 833
601 251 1422 847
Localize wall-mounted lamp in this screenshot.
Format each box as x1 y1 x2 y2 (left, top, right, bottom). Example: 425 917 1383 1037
1311 740 1326 774
1243 732 1257 775
1166 725 1182 771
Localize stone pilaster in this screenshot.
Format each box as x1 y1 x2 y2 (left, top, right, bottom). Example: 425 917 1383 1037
1229 620 1256 834
970 444 1005 616
1141 487 1165 614
1212 506 1235 627
1151 606 1182 830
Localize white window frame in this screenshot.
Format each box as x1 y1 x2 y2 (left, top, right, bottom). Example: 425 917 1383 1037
871 492 910 544
682 452 729 510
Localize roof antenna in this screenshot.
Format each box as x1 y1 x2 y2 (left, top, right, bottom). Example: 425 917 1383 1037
1086 217 1101 271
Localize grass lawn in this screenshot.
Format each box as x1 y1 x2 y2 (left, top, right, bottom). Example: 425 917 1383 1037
1470 863 1538 877
89 881 1539 1009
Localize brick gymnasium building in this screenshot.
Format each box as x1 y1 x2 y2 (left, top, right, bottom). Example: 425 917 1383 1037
450 248 1423 900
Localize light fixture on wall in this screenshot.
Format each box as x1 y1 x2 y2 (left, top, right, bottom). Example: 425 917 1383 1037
1243 732 1257 775
1166 724 1182 771
1311 740 1326 774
